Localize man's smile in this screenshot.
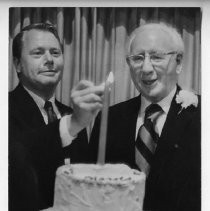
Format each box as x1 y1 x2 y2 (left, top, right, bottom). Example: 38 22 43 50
142 79 157 86
39 69 58 74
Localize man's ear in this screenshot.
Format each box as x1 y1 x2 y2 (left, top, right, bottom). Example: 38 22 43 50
13 58 21 74
176 54 183 65
176 54 183 74
176 64 182 74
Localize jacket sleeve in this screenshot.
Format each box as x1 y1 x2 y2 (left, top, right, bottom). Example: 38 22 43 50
9 106 89 209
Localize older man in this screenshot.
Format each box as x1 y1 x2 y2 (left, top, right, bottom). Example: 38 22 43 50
89 23 201 211
9 23 104 210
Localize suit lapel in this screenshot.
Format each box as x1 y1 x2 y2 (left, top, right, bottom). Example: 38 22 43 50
13 84 73 128
151 86 193 176
121 95 141 142
158 87 181 148
13 84 45 128
114 95 141 167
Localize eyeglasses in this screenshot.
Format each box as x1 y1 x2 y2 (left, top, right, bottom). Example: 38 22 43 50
126 51 178 66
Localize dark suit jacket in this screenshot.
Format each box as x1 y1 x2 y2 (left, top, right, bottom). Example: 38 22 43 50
89 86 201 211
9 84 89 210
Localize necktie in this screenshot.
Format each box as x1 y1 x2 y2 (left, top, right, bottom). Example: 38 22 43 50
135 104 163 176
44 101 58 124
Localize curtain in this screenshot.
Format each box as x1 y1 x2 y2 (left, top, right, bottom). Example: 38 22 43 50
9 7 201 106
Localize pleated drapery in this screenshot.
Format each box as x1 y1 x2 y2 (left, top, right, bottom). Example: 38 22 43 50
9 7 201 106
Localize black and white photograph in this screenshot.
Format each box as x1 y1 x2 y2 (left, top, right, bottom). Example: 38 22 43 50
1 1 208 210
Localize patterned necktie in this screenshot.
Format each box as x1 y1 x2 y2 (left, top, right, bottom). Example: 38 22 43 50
135 104 163 176
44 101 58 124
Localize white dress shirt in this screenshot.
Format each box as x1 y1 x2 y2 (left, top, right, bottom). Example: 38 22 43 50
135 87 177 139
24 86 76 147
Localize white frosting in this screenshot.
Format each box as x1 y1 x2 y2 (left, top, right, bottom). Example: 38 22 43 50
53 164 146 211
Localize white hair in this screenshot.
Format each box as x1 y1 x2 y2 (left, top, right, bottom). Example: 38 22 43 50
127 22 184 56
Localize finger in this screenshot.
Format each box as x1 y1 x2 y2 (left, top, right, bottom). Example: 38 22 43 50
71 84 105 98
75 93 103 104
77 102 103 112
73 95 103 107
73 80 94 91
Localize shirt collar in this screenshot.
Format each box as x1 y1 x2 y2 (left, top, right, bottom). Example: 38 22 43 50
140 86 177 115
23 86 55 109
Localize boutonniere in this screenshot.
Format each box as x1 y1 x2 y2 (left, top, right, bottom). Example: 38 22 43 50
175 90 198 114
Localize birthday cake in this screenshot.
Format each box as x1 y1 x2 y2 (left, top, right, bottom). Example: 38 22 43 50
52 163 146 211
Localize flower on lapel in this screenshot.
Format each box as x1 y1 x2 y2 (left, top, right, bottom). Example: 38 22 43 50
175 90 198 114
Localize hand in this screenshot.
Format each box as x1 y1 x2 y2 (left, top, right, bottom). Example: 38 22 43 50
68 80 105 135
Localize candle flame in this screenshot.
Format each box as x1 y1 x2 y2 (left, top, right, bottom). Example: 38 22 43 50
107 72 114 84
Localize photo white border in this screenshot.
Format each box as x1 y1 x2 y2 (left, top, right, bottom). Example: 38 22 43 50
1 1 209 210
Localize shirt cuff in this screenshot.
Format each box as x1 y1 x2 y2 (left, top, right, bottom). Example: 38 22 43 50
59 115 78 147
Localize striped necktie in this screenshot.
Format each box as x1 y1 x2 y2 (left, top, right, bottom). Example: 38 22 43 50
44 101 58 124
135 103 163 176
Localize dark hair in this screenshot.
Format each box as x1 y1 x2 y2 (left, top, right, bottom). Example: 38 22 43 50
12 23 63 63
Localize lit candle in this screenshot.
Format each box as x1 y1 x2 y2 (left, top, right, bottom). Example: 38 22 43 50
97 72 114 165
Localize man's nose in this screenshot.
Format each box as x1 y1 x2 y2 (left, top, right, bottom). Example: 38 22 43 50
141 56 154 73
44 51 53 63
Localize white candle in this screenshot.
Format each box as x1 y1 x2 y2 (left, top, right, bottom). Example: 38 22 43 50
97 72 114 165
